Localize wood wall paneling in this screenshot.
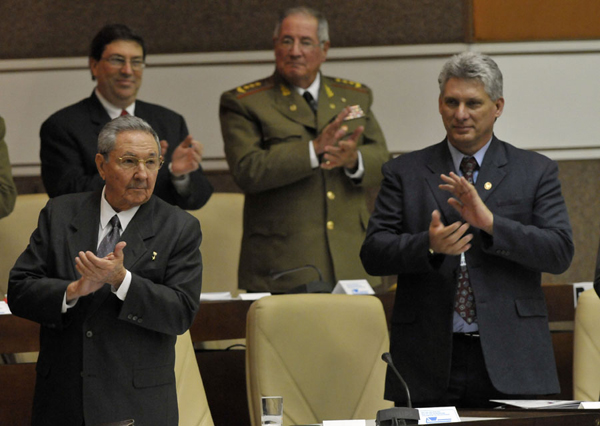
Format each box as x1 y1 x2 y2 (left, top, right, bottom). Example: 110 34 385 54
0 0 468 59
473 0 600 42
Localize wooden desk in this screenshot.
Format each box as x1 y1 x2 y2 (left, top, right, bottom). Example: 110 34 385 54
0 285 579 426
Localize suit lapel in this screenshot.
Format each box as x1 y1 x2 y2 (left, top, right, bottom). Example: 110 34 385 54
425 141 463 225
88 92 112 134
316 79 339 131
269 74 316 130
67 191 102 278
120 197 156 271
475 137 507 203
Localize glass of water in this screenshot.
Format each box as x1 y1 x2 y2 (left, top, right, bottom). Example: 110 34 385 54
261 396 283 426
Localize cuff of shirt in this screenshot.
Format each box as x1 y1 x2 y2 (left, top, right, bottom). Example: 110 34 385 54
112 270 132 301
168 163 192 194
61 292 78 313
344 151 364 179
309 141 319 168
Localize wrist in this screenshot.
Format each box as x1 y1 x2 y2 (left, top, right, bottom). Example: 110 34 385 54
168 162 186 180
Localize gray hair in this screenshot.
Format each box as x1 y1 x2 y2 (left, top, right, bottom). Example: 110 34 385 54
273 7 330 44
98 115 160 158
438 52 503 101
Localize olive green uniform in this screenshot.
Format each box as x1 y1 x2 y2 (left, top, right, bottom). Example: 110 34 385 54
220 73 389 292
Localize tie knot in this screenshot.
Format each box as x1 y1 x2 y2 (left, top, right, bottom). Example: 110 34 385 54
109 215 121 230
460 156 478 173
302 91 317 113
120 109 129 116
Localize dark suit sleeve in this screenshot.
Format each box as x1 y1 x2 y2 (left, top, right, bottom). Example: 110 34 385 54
118 214 203 335
481 159 573 274
40 116 105 197
153 116 213 210
0 118 16 219
360 161 436 276
8 199 73 328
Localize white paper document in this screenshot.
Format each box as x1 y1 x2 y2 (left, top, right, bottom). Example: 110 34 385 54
491 399 582 409
0 301 11 315
237 292 271 301
200 292 233 301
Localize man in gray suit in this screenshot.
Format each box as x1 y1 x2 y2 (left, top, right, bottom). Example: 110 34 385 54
8 116 202 425
360 52 573 408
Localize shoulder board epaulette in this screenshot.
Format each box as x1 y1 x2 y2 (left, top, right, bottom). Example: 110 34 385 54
233 78 274 99
329 77 369 93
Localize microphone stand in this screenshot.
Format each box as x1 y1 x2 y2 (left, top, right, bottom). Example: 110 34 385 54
376 352 420 426
269 265 333 293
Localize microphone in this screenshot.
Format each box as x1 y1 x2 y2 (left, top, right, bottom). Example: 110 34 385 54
381 352 412 408
269 265 333 294
376 352 420 426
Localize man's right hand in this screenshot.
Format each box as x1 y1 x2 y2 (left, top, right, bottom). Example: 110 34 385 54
428 209 473 256
312 106 363 156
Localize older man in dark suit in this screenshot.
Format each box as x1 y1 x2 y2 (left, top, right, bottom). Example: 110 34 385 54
9 116 202 425
40 24 213 210
360 52 574 408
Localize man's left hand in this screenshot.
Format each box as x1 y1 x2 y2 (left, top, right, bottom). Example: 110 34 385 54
167 135 203 177
439 172 494 235
74 241 128 290
321 127 362 170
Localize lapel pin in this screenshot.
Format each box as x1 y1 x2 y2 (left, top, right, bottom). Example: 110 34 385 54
152 251 157 261
484 182 492 190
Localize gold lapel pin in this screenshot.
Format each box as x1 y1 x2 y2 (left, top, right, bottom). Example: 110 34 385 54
152 251 157 261
484 182 492 190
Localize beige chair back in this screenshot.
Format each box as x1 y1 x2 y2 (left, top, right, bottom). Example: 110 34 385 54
175 330 214 426
0 193 49 295
246 294 393 426
573 288 600 401
187 193 244 296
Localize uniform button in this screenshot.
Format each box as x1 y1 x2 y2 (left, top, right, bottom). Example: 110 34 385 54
327 221 334 230
86 330 93 338
327 191 335 200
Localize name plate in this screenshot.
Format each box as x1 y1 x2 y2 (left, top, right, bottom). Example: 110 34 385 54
332 280 374 295
417 407 460 424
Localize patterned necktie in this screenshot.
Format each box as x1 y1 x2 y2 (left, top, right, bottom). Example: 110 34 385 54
97 215 121 258
302 91 318 113
454 156 478 324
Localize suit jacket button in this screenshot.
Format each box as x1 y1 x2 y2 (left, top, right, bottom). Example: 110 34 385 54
127 314 133 320
86 330 93 338
137 318 143 323
132 315 138 321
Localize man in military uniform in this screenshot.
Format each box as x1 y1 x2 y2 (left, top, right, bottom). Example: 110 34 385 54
219 7 389 293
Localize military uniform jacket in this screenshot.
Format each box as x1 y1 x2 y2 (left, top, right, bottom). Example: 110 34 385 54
0 117 17 219
220 73 389 292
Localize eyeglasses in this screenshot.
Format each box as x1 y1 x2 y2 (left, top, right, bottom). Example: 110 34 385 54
117 155 164 171
277 37 322 52
102 55 146 71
